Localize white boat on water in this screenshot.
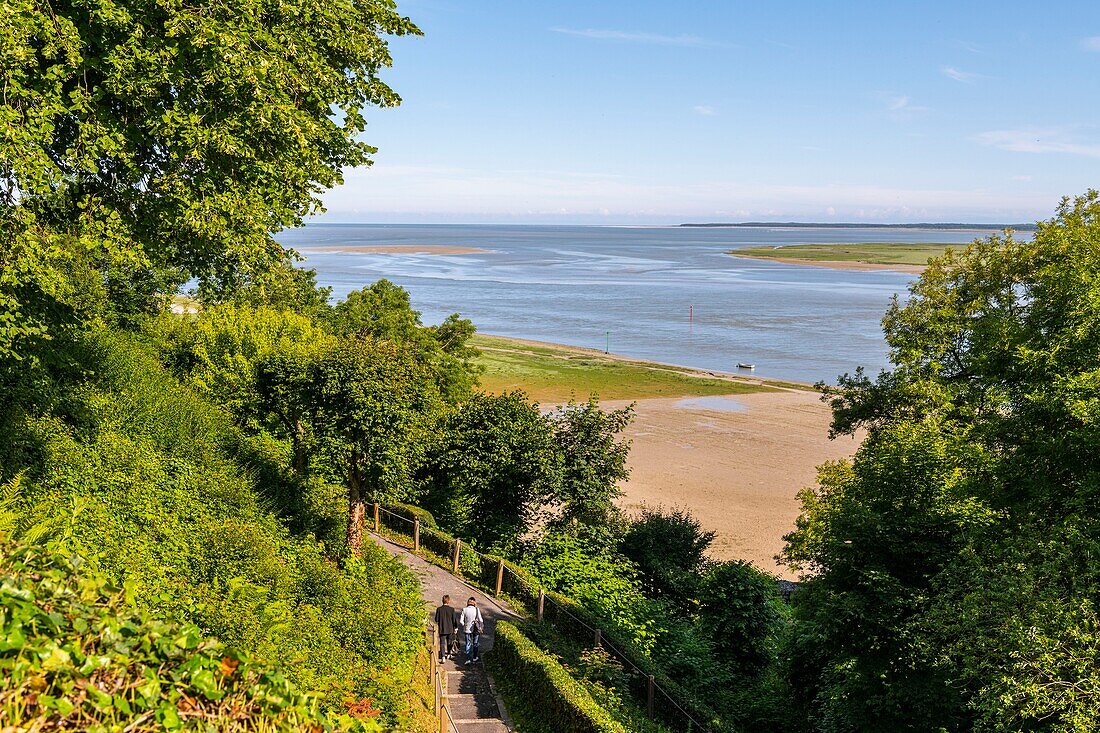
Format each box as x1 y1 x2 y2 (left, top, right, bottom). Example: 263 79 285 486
737 362 756 370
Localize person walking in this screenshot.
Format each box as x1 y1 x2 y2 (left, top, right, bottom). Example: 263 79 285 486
434 595 458 663
458 597 484 664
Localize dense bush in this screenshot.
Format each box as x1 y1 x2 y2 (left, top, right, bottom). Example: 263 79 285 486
0 539 383 732
0 330 427 725
487 622 627 733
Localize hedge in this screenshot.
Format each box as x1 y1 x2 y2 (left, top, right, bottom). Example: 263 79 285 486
487 622 626 733
385 501 439 528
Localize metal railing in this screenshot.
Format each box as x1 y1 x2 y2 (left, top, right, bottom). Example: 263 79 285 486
424 619 461 733
377 504 714 732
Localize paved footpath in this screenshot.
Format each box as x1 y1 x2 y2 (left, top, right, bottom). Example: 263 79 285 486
370 533 519 733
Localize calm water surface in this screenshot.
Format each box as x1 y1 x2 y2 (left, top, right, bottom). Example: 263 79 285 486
277 224 987 385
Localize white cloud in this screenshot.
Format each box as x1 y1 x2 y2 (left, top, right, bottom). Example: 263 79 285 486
693 105 717 116
941 66 979 83
975 128 1100 159
550 27 720 47
1011 175 1033 182
1082 36 1100 52
877 93 928 118
888 95 910 111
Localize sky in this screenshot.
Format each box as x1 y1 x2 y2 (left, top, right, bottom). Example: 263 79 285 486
317 0 1100 224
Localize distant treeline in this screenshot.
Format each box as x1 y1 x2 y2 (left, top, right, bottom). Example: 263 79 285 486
680 221 1038 230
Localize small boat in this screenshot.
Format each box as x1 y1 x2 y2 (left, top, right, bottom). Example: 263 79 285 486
736 362 756 370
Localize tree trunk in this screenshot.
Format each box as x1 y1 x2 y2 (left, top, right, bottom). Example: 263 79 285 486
291 418 308 476
347 462 364 555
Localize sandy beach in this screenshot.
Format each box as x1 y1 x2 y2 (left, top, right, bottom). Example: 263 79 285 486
296 244 489 255
480 333 858 580
603 390 859 580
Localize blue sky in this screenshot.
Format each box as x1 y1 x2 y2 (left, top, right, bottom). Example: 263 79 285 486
318 1 1100 224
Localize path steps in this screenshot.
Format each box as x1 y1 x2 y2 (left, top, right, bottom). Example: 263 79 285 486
370 533 517 732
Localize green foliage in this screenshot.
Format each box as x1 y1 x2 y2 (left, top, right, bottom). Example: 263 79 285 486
697 562 786 678
0 538 384 732
620 507 715 606
0 0 418 364
487 622 627 733
419 391 561 550
186 304 334 428
525 533 657 653
0 330 427 725
332 280 480 402
548 397 634 528
784 192 1100 732
308 336 440 548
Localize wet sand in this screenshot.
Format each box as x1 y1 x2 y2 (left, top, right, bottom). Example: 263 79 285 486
296 244 488 255
604 390 860 579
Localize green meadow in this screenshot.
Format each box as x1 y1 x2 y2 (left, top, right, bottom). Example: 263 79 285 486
472 334 777 402
729 242 964 267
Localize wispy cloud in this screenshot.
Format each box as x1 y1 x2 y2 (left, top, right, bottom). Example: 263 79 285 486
954 40 982 54
550 27 720 47
1082 36 1100 52
877 92 928 117
940 66 980 83
693 105 717 116
1011 175 1033 181
975 127 1100 159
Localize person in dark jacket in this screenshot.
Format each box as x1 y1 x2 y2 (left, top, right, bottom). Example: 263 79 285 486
434 595 458 662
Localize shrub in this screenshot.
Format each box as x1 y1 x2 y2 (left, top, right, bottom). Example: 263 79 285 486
487 622 626 733
0 331 427 724
0 539 383 732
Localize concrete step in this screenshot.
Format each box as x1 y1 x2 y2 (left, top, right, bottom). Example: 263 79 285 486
453 720 510 733
447 692 500 720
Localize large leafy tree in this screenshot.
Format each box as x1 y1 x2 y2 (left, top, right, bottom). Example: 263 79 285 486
308 336 439 554
548 397 634 528
418 391 561 550
782 192 1100 733
1 0 417 366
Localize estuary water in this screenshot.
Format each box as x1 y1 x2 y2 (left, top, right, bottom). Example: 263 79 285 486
277 224 988 385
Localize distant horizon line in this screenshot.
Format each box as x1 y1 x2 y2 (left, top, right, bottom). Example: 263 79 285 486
296 220 1038 230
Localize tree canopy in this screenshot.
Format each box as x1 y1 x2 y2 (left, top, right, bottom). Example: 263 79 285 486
1 0 418 366
783 191 1100 733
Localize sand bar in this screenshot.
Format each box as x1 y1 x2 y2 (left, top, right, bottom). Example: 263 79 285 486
297 244 488 255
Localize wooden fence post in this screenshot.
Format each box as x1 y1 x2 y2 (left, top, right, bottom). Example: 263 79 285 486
594 628 601 648
413 518 420 552
373 503 380 533
537 589 545 621
452 539 461 574
647 675 655 719
494 559 504 597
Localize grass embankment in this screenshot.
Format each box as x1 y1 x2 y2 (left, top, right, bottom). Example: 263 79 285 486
729 242 961 270
472 335 776 403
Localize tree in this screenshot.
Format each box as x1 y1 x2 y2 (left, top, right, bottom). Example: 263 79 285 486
783 192 1100 732
620 508 715 605
1 0 418 365
548 397 634 527
697 561 785 678
309 337 439 554
332 280 480 401
418 391 560 550
185 304 333 433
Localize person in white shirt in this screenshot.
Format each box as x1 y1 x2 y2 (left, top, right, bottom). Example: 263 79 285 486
457 597 484 664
